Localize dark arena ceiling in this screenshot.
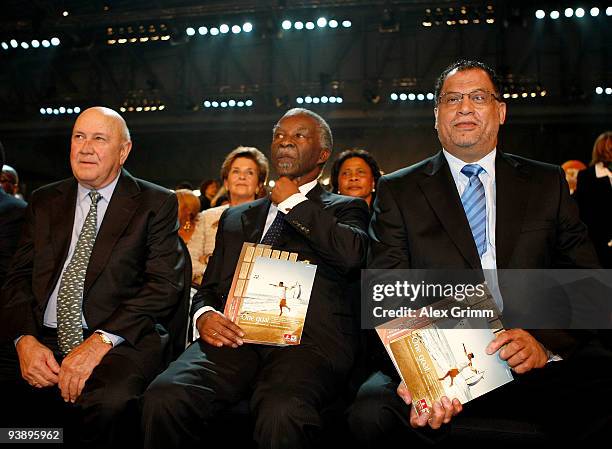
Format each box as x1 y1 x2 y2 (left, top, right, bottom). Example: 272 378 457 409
0 0 610 189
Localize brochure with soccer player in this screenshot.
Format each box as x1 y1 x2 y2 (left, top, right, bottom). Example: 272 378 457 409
376 291 513 416
224 243 317 346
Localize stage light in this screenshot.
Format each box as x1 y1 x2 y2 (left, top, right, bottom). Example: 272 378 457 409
51 37 60 46
329 20 338 28
282 20 292 30
204 101 211 107
269 180 276 188
237 101 244 107
228 99 236 107
417 93 425 101
46 107 52 114
590 7 599 17
59 107 66 113
67 108 73 113
42 40 50 47
535 10 545 19
426 92 435 100
550 10 560 20
317 18 327 28
399 93 407 101
232 25 241 34
294 21 304 30
306 21 315 30
595 87 603 94
1 42 7 50
158 105 165 110
607 7 612 16
336 97 343 103
540 90 546 97
212 101 219 107
503 93 510 99
564 8 574 18
53 109 59 115
296 97 304 104
521 92 528 98
10 39 18 48
220 24 229 34
210 27 219 36
243 22 253 33
321 96 329 103
151 106 157 111
575 8 585 18
313 97 320 104
329 96 337 103
245 99 253 107
390 93 398 101
199 26 208 35
342 20 352 28
40 108 46 114
408 93 416 101
606 87 612 95
31 40 40 48
305 96 313 104
530 92 536 98
20 42 29 49
186 27 196 36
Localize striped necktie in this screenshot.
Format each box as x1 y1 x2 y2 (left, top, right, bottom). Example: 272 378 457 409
56 190 101 355
460 164 487 257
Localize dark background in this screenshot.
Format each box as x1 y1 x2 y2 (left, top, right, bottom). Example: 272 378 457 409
0 0 610 197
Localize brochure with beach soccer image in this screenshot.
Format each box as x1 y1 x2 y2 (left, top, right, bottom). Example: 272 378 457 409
224 243 317 346
376 294 513 416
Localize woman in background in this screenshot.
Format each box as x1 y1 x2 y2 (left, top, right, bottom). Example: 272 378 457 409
331 148 381 209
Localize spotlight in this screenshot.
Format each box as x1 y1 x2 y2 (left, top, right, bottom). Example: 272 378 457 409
530 92 536 98
329 96 337 103
243 22 253 33
204 101 211 107
136 106 143 112
321 96 329 103
198 26 208 35
606 88 612 95
67 108 73 113
46 107 52 114
342 20 352 28
42 40 50 48
408 93 416 101
590 7 599 17
158 105 165 110
336 97 343 103
296 97 304 104
313 97 320 104
503 93 510 99
564 8 573 18
535 10 545 19
426 93 435 100
237 101 244 107
31 40 40 48
40 107 46 114
210 27 219 36
317 17 327 28
20 42 29 49
595 87 603 95
232 25 241 34
220 24 229 34
294 21 304 30
59 106 66 113
51 37 60 46
63 11 69 17
521 92 528 98
228 99 236 107
539 90 546 96
53 109 59 115
329 20 338 28
306 21 315 30
417 93 425 101
575 8 585 18
212 101 219 108
245 99 253 107
305 96 313 104
269 180 276 188
10 39 18 48
550 10 560 20
1 42 7 50
607 7 612 16
220 101 228 108
399 93 407 101
186 27 196 36
282 20 292 30
390 93 398 101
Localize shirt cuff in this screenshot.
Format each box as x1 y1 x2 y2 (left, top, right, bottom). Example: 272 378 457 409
277 192 308 214
14 335 24 346
95 330 124 347
192 306 218 340
544 347 563 363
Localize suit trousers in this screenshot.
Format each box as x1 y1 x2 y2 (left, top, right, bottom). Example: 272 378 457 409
0 328 158 447
141 339 343 449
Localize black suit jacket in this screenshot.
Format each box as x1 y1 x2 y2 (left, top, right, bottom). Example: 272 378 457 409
574 166 612 268
0 190 27 287
192 183 369 371
0 169 185 371
369 150 600 359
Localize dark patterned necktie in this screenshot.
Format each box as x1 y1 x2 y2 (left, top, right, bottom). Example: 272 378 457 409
260 210 286 246
57 190 101 355
460 164 487 257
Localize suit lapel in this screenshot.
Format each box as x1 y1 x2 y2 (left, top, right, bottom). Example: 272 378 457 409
84 170 140 295
495 151 529 269
417 152 482 269
241 198 271 244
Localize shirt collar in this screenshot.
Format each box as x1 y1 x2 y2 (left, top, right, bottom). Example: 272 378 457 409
443 148 497 180
594 162 612 179
77 170 121 203
297 178 319 195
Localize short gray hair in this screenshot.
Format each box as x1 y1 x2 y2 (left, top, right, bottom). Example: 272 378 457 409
277 108 333 152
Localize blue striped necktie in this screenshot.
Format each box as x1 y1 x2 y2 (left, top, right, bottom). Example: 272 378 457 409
460 164 487 257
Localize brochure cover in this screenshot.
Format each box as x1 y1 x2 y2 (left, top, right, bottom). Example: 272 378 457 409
376 294 513 416
224 243 317 346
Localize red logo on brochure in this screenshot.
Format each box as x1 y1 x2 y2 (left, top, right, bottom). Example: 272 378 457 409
418 399 429 412
283 333 298 343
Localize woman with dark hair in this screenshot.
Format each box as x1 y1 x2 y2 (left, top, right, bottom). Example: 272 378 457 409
331 148 381 208
198 179 220 211
574 131 612 267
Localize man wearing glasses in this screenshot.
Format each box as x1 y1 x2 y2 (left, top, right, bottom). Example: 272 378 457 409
348 60 607 444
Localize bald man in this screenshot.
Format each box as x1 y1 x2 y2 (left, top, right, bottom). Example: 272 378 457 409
0 107 185 446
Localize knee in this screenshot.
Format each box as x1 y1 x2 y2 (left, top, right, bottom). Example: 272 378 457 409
141 376 183 416
347 389 406 443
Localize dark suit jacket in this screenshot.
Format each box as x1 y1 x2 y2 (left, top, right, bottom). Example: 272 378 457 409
574 165 612 268
0 169 185 372
0 189 27 287
192 183 369 371
369 150 600 359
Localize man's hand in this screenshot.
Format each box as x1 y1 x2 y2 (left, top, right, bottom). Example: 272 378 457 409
486 329 548 374
15 335 60 388
397 382 462 430
196 310 245 348
270 177 300 205
58 335 112 403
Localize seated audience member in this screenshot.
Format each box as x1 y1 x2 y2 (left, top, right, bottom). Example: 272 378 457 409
0 142 27 287
1 163 25 200
175 180 194 191
191 146 269 285
141 108 369 449
347 60 609 445
199 179 220 211
0 107 185 446
561 159 587 194
331 148 382 209
574 131 612 268
176 189 204 285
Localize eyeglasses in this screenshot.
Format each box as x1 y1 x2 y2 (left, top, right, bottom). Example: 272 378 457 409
437 90 500 106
